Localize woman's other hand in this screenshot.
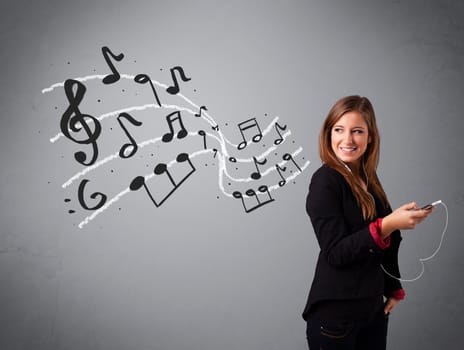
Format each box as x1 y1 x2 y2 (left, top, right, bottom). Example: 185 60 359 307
384 297 400 315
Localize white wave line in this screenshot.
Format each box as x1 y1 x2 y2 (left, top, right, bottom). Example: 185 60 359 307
62 127 291 188
50 103 201 143
217 158 310 198
221 146 305 183
267 160 310 192
78 187 130 229
62 135 163 188
77 148 212 228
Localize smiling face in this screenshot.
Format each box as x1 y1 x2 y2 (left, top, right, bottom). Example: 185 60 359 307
331 111 370 170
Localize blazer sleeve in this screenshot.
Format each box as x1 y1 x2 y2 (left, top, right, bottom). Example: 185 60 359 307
306 168 382 268
382 229 404 296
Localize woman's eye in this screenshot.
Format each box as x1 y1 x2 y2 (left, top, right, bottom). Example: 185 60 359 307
333 127 343 133
353 129 364 134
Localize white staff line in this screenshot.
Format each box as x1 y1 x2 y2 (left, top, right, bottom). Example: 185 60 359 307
61 123 290 187
77 148 211 228
220 146 304 183
50 103 199 143
78 148 309 228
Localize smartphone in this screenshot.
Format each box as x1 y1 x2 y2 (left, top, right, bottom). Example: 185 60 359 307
420 200 442 210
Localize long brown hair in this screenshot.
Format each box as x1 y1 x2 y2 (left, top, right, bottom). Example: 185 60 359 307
319 95 388 219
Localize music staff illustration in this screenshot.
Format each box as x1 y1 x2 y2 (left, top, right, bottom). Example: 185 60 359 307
43 46 310 228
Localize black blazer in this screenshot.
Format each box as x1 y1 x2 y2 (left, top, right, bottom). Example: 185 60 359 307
302 164 403 321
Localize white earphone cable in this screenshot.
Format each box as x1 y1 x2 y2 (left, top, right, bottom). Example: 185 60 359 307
381 201 449 282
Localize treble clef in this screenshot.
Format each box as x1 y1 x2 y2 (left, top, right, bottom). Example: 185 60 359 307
60 79 101 166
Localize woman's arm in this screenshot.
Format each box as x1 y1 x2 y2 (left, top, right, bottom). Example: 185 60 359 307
307 169 381 267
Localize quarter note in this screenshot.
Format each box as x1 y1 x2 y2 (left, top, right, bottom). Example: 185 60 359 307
237 118 263 150
134 73 162 107
78 179 107 210
129 153 196 207
60 79 101 166
232 185 274 213
198 130 207 149
117 112 142 159
282 153 302 172
162 111 188 142
251 156 267 180
195 105 208 118
101 46 124 84
274 122 287 145
166 66 191 95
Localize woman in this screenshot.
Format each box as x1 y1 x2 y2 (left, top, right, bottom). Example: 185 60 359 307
303 95 432 350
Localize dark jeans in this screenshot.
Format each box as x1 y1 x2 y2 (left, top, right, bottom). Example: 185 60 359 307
306 309 389 350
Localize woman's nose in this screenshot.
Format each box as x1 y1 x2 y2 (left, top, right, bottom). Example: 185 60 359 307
343 131 353 143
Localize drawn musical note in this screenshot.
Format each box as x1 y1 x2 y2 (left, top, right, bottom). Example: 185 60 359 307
129 153 196 207
162 111 188 142
237 118 263 150
195 105 208 118
212 148 218 158
229 156 237 163
251 156 267 180
198 130 207 149
78 179 107 210
117 112 142 159
60 79 101 166
274 122 287 145
134 73 162 107
166 66 191 95
275 164 287 187
101 46 124 84
282 153 302 172
232 185 274 213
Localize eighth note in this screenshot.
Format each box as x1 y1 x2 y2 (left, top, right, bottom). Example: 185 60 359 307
166 66 191 95
162 111 188 142
274 122 287 145
275 164 287 187
101 46 124 84
251 156 267 180
195 105 208 118
237 118 263 150
117 112 142 159
129 153 196 207
233 185 274 213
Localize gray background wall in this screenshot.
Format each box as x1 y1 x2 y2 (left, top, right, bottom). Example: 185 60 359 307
1 0 463 349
